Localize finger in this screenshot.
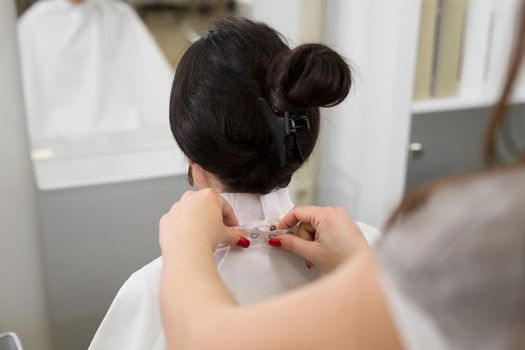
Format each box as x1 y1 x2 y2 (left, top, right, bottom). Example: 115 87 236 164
278 205 322 230
224 227 250 248
199 189 239 227
296 222 315 241
269 233 319 261
219 196 239 227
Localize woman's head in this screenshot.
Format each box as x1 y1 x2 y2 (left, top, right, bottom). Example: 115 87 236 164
170 17 352 193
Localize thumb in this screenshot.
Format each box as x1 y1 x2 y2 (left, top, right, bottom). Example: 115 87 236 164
271 233 318 261
225 227 251 248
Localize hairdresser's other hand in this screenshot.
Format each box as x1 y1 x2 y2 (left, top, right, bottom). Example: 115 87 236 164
159 189 247 259
275 206 370 273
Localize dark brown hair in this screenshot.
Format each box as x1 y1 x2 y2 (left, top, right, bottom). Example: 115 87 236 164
387 1 525 228
169 17 352 193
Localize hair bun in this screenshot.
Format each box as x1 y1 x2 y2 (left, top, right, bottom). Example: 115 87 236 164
268 43 352 112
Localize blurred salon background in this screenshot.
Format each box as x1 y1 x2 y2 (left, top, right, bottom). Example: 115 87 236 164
1 0 524 349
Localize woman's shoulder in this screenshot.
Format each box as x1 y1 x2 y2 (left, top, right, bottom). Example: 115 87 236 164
105 257 163 307
128 257 163 292
89 257 165 350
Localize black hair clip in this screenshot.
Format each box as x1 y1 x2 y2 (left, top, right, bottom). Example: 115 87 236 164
257 97 311 167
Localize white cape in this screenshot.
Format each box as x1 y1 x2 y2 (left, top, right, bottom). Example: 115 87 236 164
88 188 381 349
17 0 173 139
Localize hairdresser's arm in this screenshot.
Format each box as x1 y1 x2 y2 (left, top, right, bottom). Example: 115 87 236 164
159 190 402 350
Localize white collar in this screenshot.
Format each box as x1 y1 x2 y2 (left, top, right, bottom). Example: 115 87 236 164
220 188 293 226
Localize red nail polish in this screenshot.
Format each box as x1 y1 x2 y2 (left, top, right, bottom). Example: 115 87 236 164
236 237 250 248
306 260 313 269
268 238 281 247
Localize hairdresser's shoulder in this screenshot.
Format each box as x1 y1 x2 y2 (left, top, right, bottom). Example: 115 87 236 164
439 166 525 209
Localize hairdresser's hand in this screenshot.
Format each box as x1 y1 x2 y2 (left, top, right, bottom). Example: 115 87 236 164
273 206 370 273
159 189 248 260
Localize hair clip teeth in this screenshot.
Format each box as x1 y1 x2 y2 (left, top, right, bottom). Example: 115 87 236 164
286 112 311 135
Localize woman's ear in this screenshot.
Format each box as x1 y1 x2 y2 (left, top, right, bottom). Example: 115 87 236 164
190 163 224 192
189 163 207 190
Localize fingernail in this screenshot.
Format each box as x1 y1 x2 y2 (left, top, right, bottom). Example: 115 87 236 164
306 260 313 269
268 238 282 247
236 237 251 248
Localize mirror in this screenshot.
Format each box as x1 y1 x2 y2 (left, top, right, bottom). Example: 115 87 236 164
15 0 238 190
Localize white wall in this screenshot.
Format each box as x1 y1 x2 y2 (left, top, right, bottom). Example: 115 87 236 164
317 0 421 229
0 0 53 349
251 0 302 44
